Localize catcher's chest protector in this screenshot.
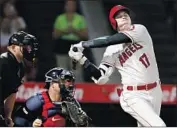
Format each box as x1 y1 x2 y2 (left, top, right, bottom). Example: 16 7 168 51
41 91 66 127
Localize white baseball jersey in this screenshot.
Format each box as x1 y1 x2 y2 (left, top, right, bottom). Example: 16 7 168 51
101 24 160 86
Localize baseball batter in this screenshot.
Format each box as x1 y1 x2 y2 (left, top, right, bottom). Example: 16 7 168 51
68 5 166 127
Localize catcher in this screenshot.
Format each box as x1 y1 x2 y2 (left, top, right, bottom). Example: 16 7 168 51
13 67 90 127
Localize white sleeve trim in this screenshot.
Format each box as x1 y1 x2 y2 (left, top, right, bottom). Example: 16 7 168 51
91 64 114 85
101 61 115 67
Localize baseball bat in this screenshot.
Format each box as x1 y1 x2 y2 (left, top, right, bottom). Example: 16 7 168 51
72 47 78 70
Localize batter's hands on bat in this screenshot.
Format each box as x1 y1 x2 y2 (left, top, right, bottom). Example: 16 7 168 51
68 45 87 65
72 41 85 52
69 45 83 61
32 118 42 127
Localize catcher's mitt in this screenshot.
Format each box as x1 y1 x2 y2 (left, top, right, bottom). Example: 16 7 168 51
61 101 89 126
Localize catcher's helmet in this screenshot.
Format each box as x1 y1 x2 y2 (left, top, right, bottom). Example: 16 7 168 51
109 5 130 30
45 67 75 96
8 31 39 62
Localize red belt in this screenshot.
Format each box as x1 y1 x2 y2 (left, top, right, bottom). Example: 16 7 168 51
126 82 157 91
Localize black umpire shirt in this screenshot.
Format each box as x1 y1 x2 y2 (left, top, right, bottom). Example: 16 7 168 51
0 51 24 112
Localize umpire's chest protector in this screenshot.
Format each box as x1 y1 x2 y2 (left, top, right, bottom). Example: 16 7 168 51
41 91 66 127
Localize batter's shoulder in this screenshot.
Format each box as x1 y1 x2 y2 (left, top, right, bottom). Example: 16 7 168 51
133 24 148 31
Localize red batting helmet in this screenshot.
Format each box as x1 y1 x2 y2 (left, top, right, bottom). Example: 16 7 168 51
109 5 130 30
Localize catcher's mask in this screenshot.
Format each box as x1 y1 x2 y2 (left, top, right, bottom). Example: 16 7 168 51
109 5 131 30
45 67 75 97
8 31 39 63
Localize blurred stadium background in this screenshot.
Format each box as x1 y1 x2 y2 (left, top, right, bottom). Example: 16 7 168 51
0 0 177 126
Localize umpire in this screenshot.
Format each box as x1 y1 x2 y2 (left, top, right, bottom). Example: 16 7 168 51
0 31 39 126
